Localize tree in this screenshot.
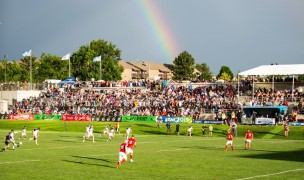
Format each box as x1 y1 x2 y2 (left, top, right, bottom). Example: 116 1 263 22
195 63 213 80
172 51 195 80
19 56 38 83
4 61 22 82
299 75 304 82
35 53 69 82
217 66 234 81
72 39 124 81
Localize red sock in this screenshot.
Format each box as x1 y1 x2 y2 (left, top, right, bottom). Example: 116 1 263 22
121 159 126 164
231 146 234 151
130 155 133 159
224 145 228 151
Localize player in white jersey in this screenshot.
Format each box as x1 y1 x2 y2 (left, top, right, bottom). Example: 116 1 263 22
101 125 109 137
186 126 193 137
83 125 95 143
107 127 115 141
124 126 132 139
82 125 91 142
19 126 27 140
29 128 40 145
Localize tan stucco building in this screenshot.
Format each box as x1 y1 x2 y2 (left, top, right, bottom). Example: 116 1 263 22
118 61 173 81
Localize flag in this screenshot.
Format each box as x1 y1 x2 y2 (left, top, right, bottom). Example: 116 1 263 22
61 53 70 60
22 50 32 57
93 55 101 62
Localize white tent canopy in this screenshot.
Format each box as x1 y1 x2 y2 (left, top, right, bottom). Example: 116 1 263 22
237 64 304 101
238 64 304 76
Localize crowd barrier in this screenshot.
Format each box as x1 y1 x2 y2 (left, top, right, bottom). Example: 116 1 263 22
1 114 304 126
193 120 222 124
161 116 192 123
92 115 122 122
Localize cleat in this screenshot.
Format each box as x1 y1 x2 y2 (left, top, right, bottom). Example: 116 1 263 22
130 159 134 163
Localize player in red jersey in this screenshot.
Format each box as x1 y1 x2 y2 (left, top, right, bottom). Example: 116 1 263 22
116 140 128 169
244 129 254 150
224 129 234 152
126 135 137 163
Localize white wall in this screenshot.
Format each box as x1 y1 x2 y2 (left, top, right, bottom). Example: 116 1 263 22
0 90 42 105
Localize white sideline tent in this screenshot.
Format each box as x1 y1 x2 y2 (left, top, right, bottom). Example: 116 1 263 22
238 64 304 76
237 64 304 100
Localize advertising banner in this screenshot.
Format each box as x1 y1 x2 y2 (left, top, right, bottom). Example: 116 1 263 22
255 118 275 125
92 115 122 122
289 122 304 126
193 120 222 124
0 114 9 120
122 116 156 123
62 114 91 121
161 116 192 124
34 114 61 120
8 114 34 120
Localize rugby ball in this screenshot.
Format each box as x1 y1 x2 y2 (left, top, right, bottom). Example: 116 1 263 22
19 142 23 145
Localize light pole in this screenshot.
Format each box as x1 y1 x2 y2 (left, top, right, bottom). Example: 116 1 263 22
4 54 7 83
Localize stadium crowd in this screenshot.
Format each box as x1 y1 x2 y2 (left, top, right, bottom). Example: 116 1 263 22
8 79 304 121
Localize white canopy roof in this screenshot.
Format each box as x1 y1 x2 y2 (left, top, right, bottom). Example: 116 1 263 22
238 64 304 76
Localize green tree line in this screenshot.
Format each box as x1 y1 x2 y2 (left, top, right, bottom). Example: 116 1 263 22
0 39 236 82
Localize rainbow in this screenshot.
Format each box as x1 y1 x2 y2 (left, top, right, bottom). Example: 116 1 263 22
137 0 180 62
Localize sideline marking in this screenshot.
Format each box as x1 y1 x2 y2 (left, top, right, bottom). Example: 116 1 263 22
237 168 304 180
0 160 40 165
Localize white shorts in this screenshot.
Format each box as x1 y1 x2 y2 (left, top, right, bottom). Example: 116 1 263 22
22 132 26 136
33 133 38 138
126 147 133 155
119 152 127 162
108 133 114 138
226 140 233 145
245 139 252 143
88 132 93 137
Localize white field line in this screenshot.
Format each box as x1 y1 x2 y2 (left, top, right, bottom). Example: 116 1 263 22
0 160 41 165
237 168 304 180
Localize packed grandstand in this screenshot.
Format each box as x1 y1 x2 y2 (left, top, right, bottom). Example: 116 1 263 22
3 79 303 123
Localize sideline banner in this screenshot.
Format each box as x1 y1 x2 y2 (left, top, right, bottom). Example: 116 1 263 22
255 118 275 125
92 115 122 122
122 116 155 123
62 114 91 121
193 120 222 124
0 114 9 120
8 114 34 120
34 114 61 120
289 122 304 126
162 116 192 124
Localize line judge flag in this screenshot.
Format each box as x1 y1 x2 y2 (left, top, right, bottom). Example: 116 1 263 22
93 55 101 62
61 53 70 60
22 50 32 57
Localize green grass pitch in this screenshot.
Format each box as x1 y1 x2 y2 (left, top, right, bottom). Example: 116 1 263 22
0 120 303 180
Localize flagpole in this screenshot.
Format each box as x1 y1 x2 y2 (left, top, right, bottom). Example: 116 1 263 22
100 59 102 80
69 57 71 77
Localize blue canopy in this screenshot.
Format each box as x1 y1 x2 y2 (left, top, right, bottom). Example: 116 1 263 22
243 106 288 118
59 76 76 87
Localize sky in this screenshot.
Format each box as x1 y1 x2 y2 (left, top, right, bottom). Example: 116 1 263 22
0 0 303 75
